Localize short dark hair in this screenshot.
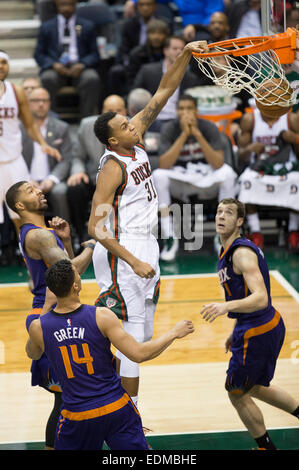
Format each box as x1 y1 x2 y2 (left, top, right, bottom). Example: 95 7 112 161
164 35 186 48
94 111 117 146
146 18 170 35
5 181 27 214
177 94 197 108
219 198 246 219
46 259 75 298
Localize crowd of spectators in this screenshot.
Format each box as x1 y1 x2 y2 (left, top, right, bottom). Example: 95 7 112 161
1 0 299 266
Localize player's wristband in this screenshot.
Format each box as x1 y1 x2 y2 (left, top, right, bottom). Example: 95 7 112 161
85 242 95 251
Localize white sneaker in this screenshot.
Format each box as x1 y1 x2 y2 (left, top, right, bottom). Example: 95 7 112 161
160 237 179 262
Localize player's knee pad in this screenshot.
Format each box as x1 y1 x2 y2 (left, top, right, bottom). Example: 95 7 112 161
119 354 140 378
144 299 155 342
118 322 145 378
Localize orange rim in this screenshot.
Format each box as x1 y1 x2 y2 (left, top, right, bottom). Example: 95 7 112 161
192 27 297 63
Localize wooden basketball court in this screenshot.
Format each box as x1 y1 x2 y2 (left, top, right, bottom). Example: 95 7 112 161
0 271 298 447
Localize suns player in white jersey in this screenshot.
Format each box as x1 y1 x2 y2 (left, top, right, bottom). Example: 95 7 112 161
88 40 208 409
0 50 60 230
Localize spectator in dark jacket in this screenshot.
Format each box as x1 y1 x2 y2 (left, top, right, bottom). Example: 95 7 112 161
34 0 101 118
108 17 169 96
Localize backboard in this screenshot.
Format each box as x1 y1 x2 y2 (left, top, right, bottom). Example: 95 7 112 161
262 0 299 35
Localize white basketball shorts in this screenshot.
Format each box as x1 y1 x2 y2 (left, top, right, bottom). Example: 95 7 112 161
92 233 160 323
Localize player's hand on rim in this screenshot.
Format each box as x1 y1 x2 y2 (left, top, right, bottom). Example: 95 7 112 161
185 40 209 54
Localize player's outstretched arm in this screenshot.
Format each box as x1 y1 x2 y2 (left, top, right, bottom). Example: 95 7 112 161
131 41 209 137
97 307 194 363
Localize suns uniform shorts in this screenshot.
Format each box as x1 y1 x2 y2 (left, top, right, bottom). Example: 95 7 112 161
225 310 285 394
55 394 149 450
92 234 160 323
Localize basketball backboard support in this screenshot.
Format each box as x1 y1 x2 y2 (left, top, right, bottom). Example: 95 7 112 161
261 0 299 36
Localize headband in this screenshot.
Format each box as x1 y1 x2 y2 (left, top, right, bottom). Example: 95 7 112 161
0 52 9 63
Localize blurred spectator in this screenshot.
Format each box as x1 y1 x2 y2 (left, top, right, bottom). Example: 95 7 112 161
66 94 128 246
109 17 169 96
184 11 230 44
124 0 225 27
34 0 101 119
20 87 73 222
21 76 59 118
21 77 41 98
133 35 200 130
226 0 262 38
237 106 299 252
127 19 170 89
108 0 158 97
116 0 163 66
102 94 127 116
127 87 152 116
153 94 237 261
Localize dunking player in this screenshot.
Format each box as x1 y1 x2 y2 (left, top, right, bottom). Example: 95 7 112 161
0 50 60 233
5 181 96 449
26 259 194 450
88 40 208 409
200 198 299 450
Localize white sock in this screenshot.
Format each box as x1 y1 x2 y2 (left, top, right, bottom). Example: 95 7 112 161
247 213 261 233
160 215 173 239
288 212 299 232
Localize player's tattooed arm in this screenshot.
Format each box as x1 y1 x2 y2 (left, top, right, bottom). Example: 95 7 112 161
131 41 207 136
25 228 94 274
140 99 160 130
25 228 69 265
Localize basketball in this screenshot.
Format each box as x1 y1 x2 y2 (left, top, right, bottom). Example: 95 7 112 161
255 78 293 119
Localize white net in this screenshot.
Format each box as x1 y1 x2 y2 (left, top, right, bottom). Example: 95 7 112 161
193 42 297 108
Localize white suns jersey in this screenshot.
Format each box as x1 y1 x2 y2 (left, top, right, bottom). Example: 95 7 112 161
250 108 296 164
0 80 22 163
97 143 158 237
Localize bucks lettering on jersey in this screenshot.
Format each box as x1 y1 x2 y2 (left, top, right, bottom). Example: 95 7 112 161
0 81 22 162
98 143 158 237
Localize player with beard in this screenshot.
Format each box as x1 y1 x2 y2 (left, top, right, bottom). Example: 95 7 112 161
5 180 96 449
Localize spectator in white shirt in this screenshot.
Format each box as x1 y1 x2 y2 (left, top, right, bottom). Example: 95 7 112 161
20 87 74 221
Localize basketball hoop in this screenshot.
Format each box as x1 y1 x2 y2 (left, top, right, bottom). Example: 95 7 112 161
192 27 298 109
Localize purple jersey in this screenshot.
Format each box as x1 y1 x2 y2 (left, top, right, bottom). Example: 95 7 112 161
19 223 65 308
217 237 275 321
40 304 124 412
